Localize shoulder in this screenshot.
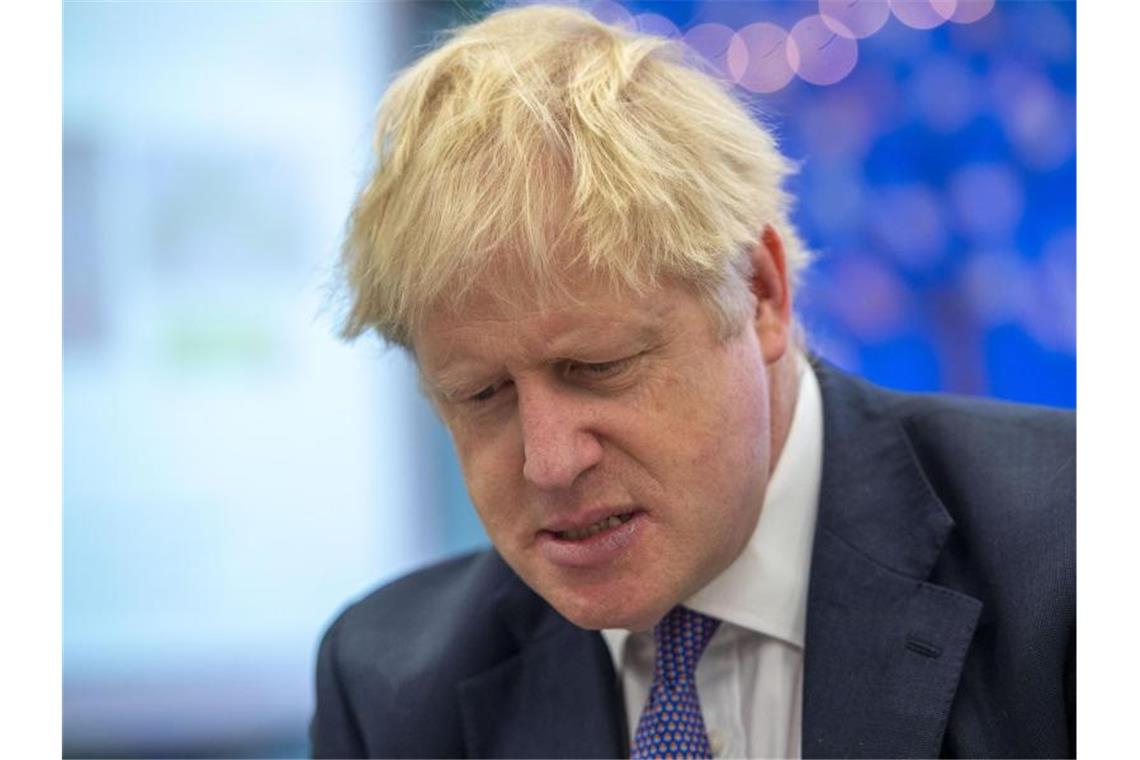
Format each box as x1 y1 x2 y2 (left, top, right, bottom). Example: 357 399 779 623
892 389 1074 478
870 381 1075 618
817 361 1074 531
890 389 1074 535
313 549 533 757
816 359 1073 470
814 359 1074 594
323 549 523 688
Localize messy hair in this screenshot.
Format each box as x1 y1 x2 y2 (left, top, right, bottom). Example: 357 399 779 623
338 3 810 348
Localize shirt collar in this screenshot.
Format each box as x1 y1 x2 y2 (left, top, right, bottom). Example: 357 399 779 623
602 354 823 657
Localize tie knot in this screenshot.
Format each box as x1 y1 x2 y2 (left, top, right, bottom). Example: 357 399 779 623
653 606 720 688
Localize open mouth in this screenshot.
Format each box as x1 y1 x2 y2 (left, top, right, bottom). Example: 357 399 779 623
554 511 636 541
537 510 645 568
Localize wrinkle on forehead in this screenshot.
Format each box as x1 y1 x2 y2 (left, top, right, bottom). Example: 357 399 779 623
461 253 638 315
415 273 682 387
432 255 671 326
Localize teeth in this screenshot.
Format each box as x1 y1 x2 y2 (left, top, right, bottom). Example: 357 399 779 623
557 513 631 541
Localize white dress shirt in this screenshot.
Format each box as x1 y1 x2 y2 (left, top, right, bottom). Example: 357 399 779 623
602 357 823 759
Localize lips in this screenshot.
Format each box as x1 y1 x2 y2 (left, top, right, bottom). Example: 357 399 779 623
539 507 640 541
554 512 635 541
536 509 646 568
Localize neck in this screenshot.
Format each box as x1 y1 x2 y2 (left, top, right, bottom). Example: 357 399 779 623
766 347 802 478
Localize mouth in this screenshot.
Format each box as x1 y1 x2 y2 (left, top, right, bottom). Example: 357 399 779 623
549 511 637 541
535 508 645 569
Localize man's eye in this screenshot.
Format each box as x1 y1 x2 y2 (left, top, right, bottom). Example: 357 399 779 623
468 385 499 403
567 357 634 379
466 380 511 404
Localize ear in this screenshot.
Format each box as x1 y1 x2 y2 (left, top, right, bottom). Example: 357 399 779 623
747 225 792 365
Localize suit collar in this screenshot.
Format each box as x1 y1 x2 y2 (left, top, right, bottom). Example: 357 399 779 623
802 359 982 758
811 357 955 579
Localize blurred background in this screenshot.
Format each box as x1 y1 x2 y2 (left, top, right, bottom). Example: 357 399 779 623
62 1 1074 757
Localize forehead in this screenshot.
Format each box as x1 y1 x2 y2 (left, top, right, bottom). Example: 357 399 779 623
413 270 689 370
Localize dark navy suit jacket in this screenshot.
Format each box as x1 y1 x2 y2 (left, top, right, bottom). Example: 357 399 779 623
311 361 1075 758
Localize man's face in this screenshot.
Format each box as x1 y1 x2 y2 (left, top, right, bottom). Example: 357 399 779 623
415 272 775 631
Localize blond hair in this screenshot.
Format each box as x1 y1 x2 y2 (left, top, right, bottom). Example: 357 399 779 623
339 3 810 348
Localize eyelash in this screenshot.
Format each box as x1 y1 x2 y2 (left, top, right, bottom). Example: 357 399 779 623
565 357 632 379
469 384 501 403
464 357 636 404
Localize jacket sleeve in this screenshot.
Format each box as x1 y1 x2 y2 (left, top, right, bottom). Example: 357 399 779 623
310 613 366 759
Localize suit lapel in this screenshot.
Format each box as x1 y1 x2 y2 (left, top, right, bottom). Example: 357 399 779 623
457 581 627 758
802 362 983 758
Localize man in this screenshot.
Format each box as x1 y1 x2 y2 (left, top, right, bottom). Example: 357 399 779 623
312 5 1074 758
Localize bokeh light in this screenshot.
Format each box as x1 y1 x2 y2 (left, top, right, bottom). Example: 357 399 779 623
947 163 1025 243
1010 1 1074 63
826 255 911 341
988 61 1076 171
798 90 878 160
588 0 634 29
1033 228 1076 352
802 163 866 237
890 0 957 30
635 12 680 39
869 184 950 270
948 0 994 24
727 22 795 94
818 0 891 39
959 249 1034 325
909 55 980 133
788 14 859 87
683 23 737 79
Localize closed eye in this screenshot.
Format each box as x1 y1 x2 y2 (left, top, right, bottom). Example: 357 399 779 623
470 386 497 402
462 355 639 404
467 381 510 403
579 359 627 374
563 356 636 381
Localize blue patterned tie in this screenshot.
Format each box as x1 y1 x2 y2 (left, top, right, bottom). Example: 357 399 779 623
631 606 721 759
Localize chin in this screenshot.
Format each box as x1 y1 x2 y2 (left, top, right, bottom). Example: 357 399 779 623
546 585 672 632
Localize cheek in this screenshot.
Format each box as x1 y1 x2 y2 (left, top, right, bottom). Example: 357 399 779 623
677 346 772 518
678 349 770 466
449 424 521 532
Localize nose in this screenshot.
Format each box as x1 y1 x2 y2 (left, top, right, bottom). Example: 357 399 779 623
517 380 604 491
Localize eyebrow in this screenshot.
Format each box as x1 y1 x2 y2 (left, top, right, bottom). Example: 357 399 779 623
422 363 492 401
545 321 665 360
421 321 667 400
